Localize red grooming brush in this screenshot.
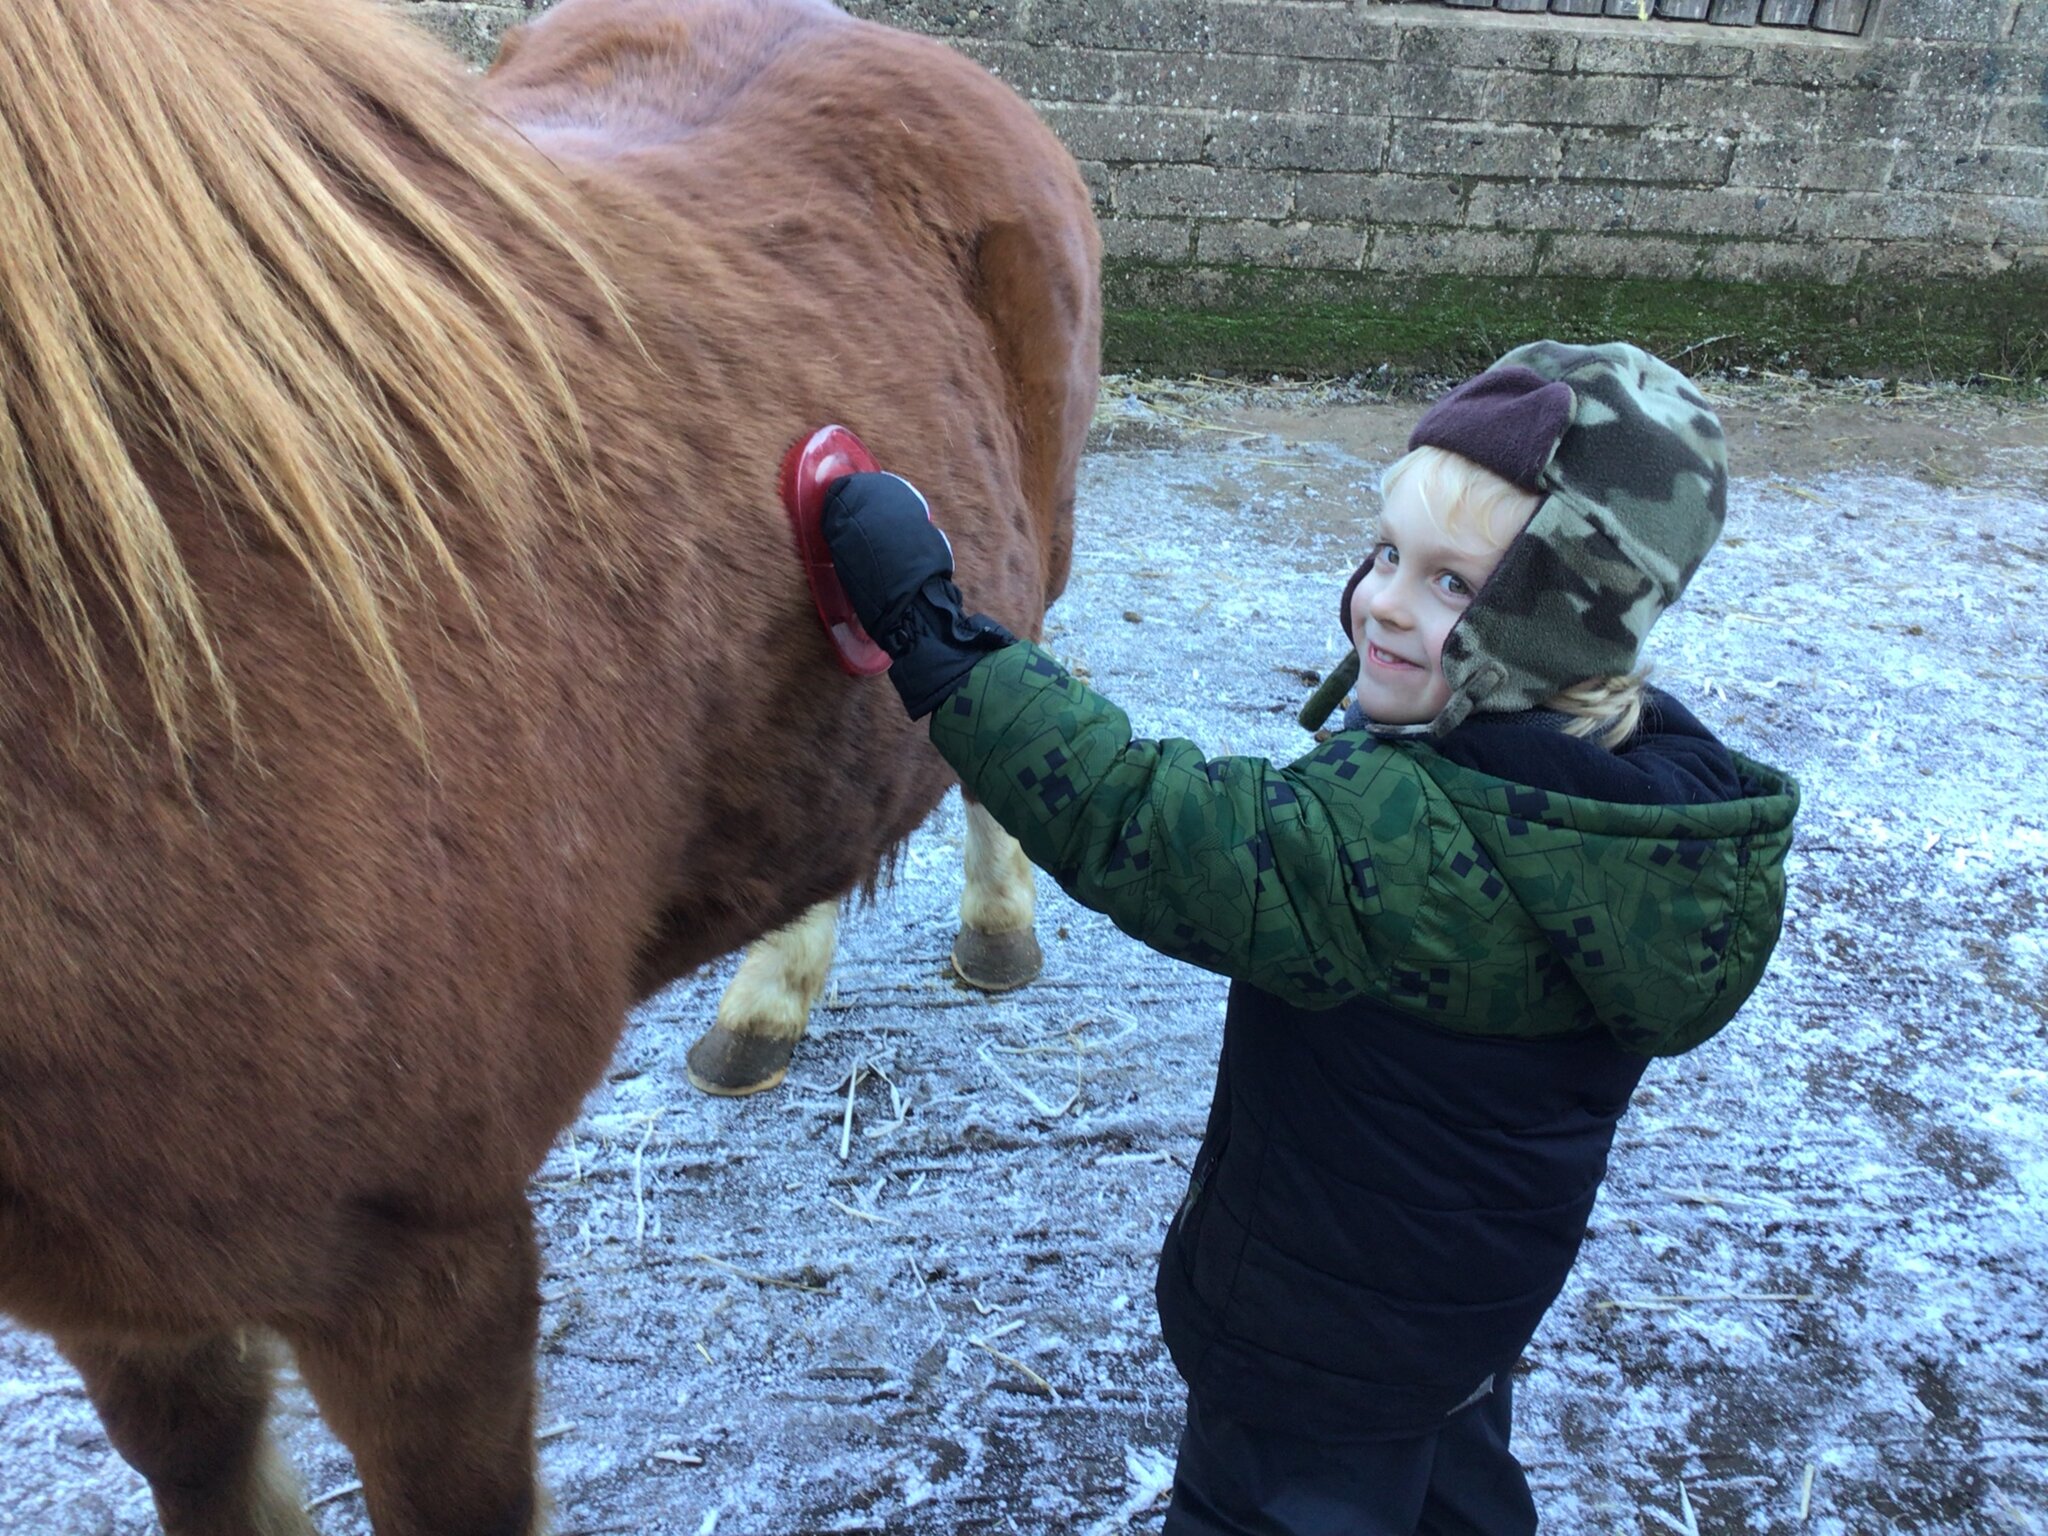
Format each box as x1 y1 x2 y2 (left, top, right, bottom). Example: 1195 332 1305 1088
780 423 910 677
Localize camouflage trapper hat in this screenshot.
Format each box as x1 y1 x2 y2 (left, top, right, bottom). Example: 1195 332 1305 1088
1432 339 1727 733
1306 339 1728 739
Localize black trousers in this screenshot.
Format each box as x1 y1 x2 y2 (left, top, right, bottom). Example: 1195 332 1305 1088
1161 1377 1538 1536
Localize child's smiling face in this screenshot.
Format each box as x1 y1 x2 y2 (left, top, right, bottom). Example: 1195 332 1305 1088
1347 476 1517 726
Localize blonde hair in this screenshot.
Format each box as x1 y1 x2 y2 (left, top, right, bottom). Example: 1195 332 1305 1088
0 0 622 755
1377 446 1650 750
1549 668 1653 750
1377 445 1539 556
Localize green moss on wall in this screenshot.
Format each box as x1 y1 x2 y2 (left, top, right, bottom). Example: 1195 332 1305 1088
1103 262 2048 383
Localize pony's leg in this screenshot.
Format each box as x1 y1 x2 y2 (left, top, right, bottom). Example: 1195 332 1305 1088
951 796 1043 992
686 900 838 1096
282 1205 546 1536
55 1331 313 1536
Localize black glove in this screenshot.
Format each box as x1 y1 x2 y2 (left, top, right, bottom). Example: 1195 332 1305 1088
821 472 1016 719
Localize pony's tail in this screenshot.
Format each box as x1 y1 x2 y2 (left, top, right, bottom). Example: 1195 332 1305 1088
0 0 625 759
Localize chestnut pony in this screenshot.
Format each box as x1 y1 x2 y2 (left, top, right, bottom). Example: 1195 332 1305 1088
0 0 1099 1530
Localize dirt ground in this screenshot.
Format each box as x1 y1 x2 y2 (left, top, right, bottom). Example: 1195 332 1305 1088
1094 372 2048 518
4 376 2045 1536
1253 387 2048 492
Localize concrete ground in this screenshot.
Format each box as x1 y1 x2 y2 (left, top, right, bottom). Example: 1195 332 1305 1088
4 376 2045 1535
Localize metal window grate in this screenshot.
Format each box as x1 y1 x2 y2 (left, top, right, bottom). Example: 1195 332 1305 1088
1414 0 1873 34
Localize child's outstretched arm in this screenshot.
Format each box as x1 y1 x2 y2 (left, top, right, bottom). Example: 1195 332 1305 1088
928 642 1439 1008
822 472 1434 1010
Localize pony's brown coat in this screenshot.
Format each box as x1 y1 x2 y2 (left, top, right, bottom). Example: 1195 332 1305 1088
0 0 1098 1527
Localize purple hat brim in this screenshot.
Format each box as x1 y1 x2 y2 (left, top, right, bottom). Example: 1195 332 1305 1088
1407 366 1575 493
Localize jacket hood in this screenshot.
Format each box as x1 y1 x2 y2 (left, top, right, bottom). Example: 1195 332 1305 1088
1415 750 1799 1055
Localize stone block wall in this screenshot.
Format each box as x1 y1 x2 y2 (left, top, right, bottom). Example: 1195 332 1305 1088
392 0 2048 375
400 0 2048 288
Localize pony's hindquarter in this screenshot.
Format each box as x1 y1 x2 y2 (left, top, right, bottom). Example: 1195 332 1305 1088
489 0 1101 1008
489 0 1100 1094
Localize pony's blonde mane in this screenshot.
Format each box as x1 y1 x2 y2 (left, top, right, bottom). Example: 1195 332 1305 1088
0 0 618 751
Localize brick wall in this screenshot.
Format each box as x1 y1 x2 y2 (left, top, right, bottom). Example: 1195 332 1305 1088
400 0 2048 289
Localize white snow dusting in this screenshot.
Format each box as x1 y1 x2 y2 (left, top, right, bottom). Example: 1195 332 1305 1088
4 384 2045 1534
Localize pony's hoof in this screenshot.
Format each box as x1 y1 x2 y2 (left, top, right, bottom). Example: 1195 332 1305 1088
685 1026 796 1097
951 925 1043 993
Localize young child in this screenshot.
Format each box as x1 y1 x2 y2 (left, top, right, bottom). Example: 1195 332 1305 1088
819 340 1800 1535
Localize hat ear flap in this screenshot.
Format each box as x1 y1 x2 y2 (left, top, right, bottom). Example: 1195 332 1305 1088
1336 552 1373 645
1298 650 1359 733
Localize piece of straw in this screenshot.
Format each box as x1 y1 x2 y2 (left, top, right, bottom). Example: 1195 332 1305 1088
304 1480 363 1512
839 1063 866 1161
968 1335 1058 1400
826 1195 891 1225
631 1111 661 1248
691 1253 830 1295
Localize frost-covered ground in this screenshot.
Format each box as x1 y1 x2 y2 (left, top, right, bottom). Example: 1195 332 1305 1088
5 380 2046 1536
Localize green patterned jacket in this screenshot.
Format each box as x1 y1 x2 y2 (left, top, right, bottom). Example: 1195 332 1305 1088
930 643 1799 1055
